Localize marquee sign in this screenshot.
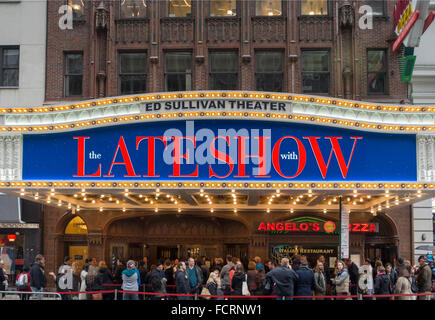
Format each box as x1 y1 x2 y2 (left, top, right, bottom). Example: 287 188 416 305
22 118 417 182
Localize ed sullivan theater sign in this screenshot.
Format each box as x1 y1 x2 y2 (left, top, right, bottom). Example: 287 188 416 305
21 101 417 182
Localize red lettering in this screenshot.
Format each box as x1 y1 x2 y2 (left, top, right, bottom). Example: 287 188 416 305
300 223 308 231
136 136 167 177
312 223 320 231
258 222 266 231
272 136 307 178
73 137 101 177
361 223 369 232
276 223 284 231
234 136 270 178
369 224 377 232
285 223 291 231
293 223 299 231
266 223 275 231
209 136 234 178
304 136 362 179
104 136 139 177
168 136 198 178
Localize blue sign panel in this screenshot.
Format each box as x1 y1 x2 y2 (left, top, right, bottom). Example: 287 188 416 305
22 120 417 181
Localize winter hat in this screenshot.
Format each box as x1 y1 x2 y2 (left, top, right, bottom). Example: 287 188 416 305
127 260 136 270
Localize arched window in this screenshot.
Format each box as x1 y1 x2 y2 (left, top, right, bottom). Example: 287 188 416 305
65 216 88 235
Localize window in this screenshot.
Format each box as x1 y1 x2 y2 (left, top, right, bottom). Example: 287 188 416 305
366 0 384 16
367 49 387 94
165 52 192 91
255 0 282 16
301 50 330 94
210 0 236 16
167 0 191 17
209 51 238 90
119 52 147 94
120 0 147 18
68 0 85 20
255 51 283 92
301 0 328 15
0 47 19 87
65 53 83 97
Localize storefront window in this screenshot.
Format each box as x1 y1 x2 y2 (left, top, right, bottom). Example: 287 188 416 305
255 0 282 16
255 51 283 92
65 52 83 97
366 0 384 16
119 52 147 94
165 52 192 91
210 0 236 16
209 51 238 90
65 216 88 234
301 0 328 15
68 0 85 20
302 50 330 94
367 49 387 94
120 0 147 18
167 0 192 17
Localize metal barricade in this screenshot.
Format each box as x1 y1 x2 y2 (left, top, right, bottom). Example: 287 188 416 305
0 290 62 300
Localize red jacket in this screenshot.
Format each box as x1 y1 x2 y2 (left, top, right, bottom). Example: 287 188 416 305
15 272 31 292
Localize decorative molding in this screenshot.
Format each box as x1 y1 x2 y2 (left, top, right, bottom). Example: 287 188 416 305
0 135 21 181
417 135 435 182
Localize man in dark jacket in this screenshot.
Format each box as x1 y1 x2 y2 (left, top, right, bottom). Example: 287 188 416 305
294 256 315 300
416 255 432 300
150 263 167 300
30 254 47 300
266 258 299 300
186 257 203 296
175 261 190 300
345 259 360 299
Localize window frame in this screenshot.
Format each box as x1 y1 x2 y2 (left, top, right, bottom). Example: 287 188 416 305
365 0 386 17
164 51 193 92
165 0 193 18
254 0 284 17
254 50 284 92
208 50 239 90
0 46 19 88
299 0 330 16
66 0 86 21
301 49 331 95
118 51 148 95
64 52 83 97
119 0 149 19
367 48 388 95
208 0 238 17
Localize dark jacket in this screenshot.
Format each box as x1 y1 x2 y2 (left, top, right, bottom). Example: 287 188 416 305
165 267 175 286
175 270 190 294
231 272 246 296
0 267 5 290
266 266 299 297
30 262 46 290
295 266 315 299
416 264 432 292
374 273 391 296
150 269 166 293
314 270 327 294
114 265 125 284
93 267 114 291
348 262 359 285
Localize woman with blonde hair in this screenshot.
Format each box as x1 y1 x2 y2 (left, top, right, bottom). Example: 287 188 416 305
71 262 81 299
331 260 350 299
205 269 223 300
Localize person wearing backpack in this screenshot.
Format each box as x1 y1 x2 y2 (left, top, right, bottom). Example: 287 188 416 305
358 258 374 300
15 266 31 300
56 256 74 300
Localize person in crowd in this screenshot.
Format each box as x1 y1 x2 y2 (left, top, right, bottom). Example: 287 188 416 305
213 257 224 272
144 264 156 298
30 254 48 300
197 259 210 287
206 269 223 300
56 256 74 300
113 259 125 285
313 261 327 299
345 259 359 299
15 266 31 300
294 256 315 300
164 259 175 287
85 257 98 299
266 260 275 273
408 263 418 300
254 256 264 271
228 260 241 295
416 255 432 300
0 260 6 300
374 265 391 300
292 255 301 271
395 266 413 300
93 261 114 300
186 257 203 296
331 260 350 299
79 263 89 300
71 261 81 299
358 258 374 299
396 257 406 274
150 262 167 300
265 258 299 300
220 255 235 295
255 265 266 296
247 260 257 294
121 260 141 300
231 264 249 299
385 262 398 294
317 255 331 290
373 259 383 280
175 261 190 300
263 259 271 273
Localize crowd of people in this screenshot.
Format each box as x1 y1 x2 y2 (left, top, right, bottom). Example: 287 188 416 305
0 253 433 300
